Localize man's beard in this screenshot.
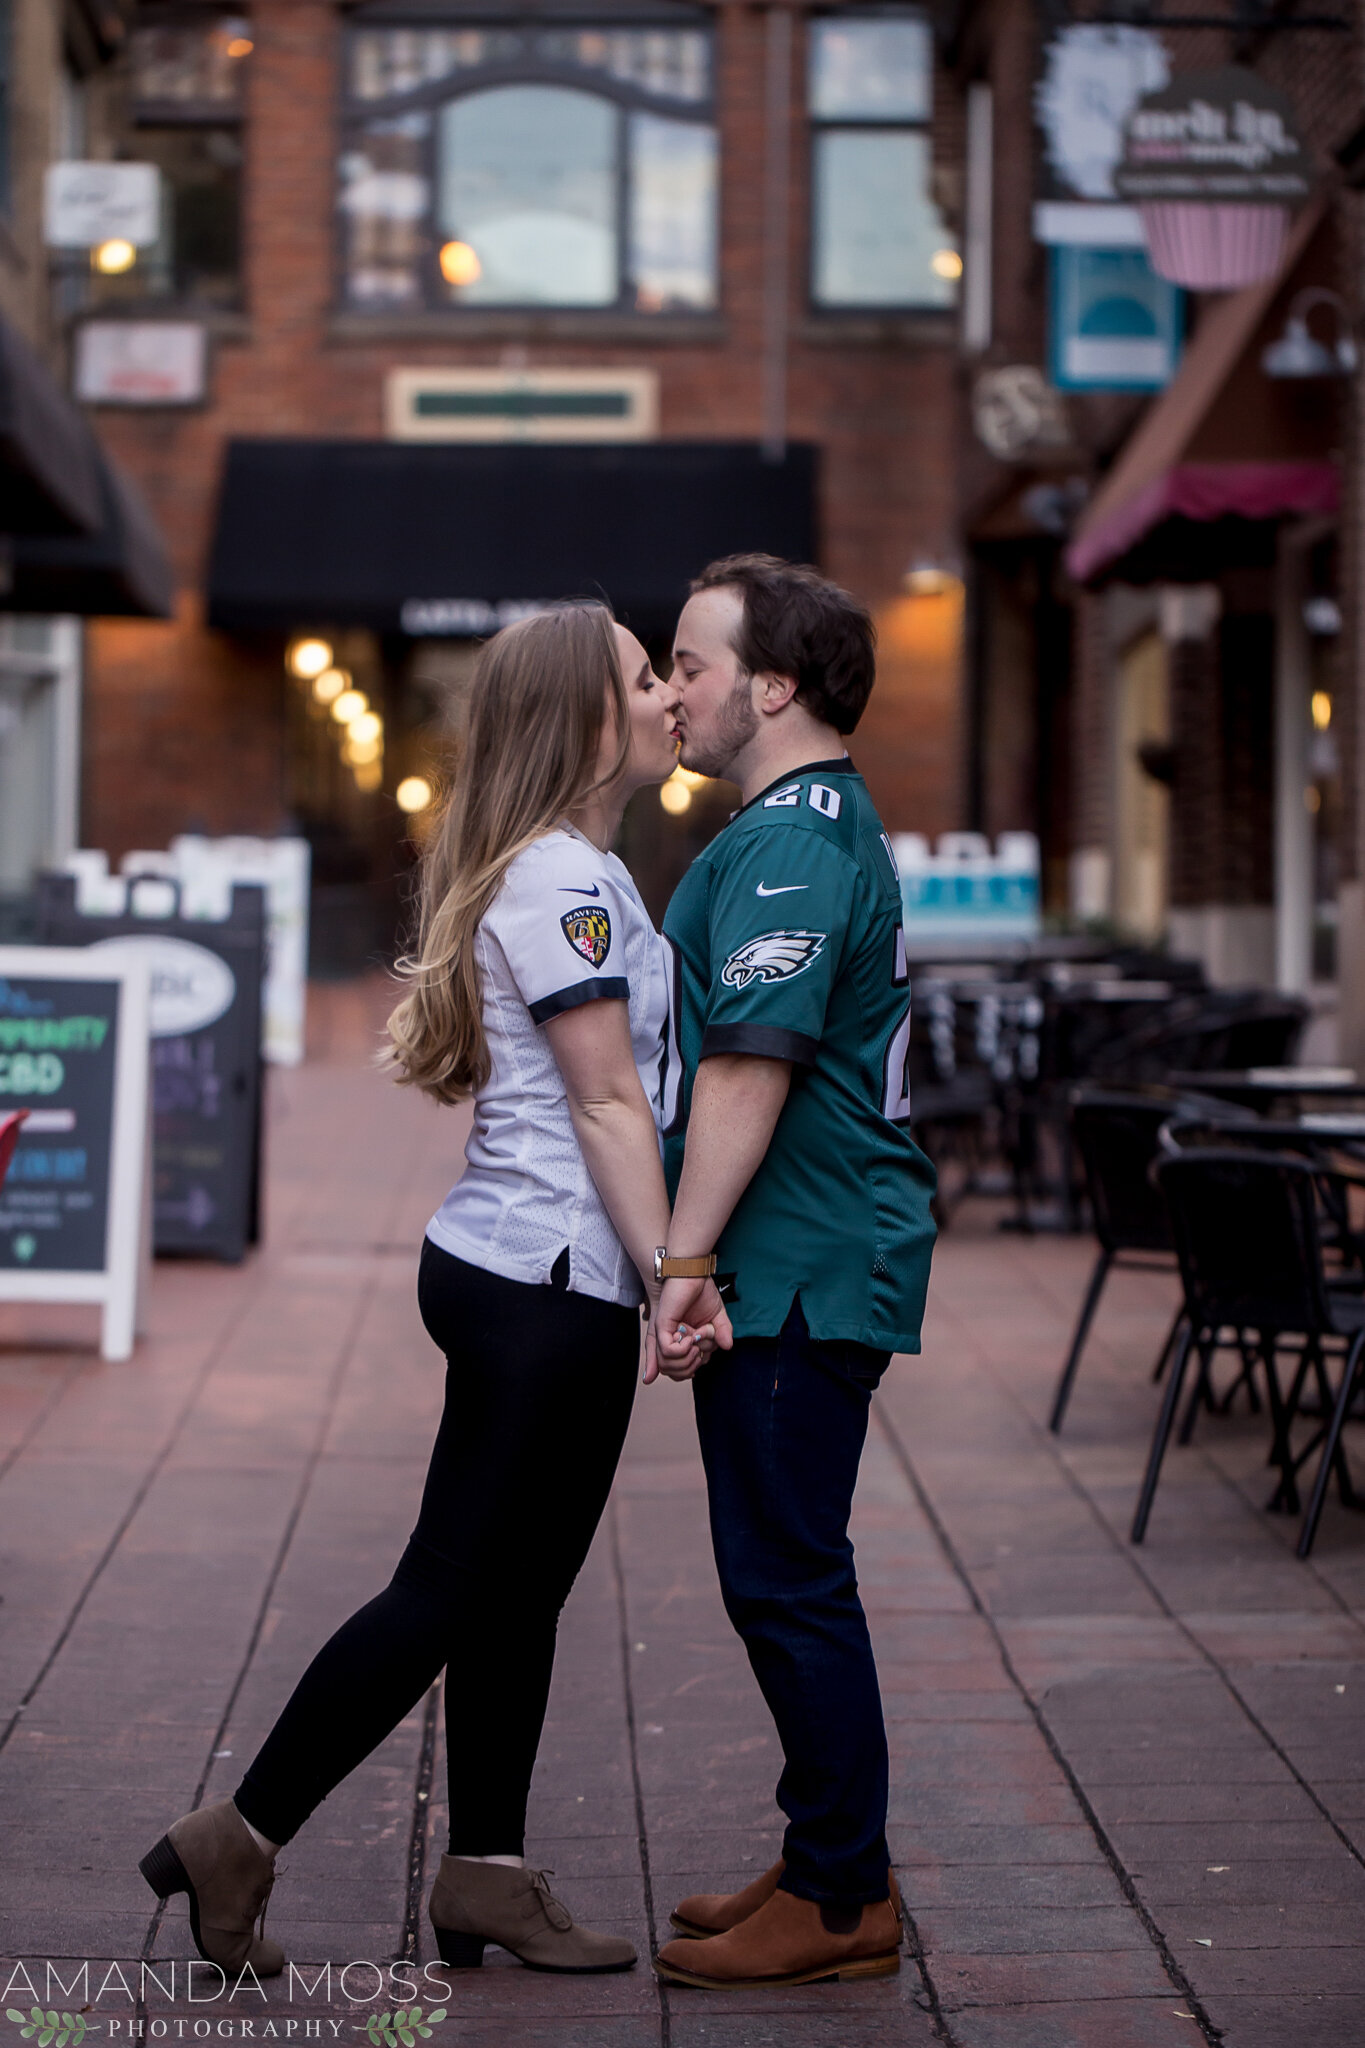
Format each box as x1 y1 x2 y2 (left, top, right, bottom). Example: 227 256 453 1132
681 671 758 779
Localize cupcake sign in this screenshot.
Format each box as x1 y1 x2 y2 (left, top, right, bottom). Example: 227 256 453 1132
1116 67 1310 288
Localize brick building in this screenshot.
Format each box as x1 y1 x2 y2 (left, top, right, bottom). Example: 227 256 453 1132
945 0 1364 1028
76 0 971 959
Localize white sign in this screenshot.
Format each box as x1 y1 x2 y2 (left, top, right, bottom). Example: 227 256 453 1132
88 936 236 1038
0 947 151 1362
44 161 161 248
75 322 206 406
1035 27 1170 203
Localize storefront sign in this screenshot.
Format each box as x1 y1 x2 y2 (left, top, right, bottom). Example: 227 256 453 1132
1050 247 1182 392
0 948 151 1361
1115 67 1311 205
75 322 207 406
38 878 266 1264
44 162 161 248
894 833 1042 947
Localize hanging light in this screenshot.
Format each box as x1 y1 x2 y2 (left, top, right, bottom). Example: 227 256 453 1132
331 689 368 724
1262 289 1359 381
93 238 136 275
397 775 434 814
288 637 333 679
439 240 482 286
312 666 348 704
931 248 963 281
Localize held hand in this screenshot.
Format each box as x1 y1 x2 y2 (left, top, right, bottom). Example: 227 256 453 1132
655 1276 734 1381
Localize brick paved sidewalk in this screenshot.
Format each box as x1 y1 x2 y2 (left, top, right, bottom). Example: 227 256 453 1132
2 980 1364 2048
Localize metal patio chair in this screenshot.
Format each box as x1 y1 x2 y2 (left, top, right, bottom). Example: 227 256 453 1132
1049 1089 1203 1434
1131 1150 1365 1550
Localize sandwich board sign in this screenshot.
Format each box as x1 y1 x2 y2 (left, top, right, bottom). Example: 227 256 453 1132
37 875 266 1263
0 947 152 1361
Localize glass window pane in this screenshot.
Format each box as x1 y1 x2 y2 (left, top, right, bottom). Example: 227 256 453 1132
340 115 430 307
812 130 955 307
536 29 711 103
630 115 716 310
809 16 930 122
132 18 251 108
349 28 521 102
96 128 242 306
438 86 617 307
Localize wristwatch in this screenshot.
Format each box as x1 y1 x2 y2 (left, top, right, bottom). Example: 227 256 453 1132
654 1247 718 1284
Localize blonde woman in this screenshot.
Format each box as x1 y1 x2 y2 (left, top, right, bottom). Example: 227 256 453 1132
140 605 729 1978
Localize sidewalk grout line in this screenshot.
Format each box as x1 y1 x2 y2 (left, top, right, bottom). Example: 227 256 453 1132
138 1259 386 1977
1029 1407 1365 1882
0 1357 87 1492
872 1398 1226 2048
0 1285 263 1763
609 1496 669 2048
398 1683 441 1963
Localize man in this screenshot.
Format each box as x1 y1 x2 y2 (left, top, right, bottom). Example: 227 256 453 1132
648 554 937 1991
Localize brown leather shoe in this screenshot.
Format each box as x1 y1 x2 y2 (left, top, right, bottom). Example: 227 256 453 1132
654 1887 901 1988
428 1856 636 1974
139 1800 284 1977
671 1858 904 1938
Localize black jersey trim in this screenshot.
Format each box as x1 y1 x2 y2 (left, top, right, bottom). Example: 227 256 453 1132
736 757 858 816
529 976 630 1025
701 1022 820 1067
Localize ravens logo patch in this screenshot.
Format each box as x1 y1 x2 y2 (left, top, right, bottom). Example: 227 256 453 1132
560 905 612 969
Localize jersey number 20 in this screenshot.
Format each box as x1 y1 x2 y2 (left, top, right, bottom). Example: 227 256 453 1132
881 926 912 1124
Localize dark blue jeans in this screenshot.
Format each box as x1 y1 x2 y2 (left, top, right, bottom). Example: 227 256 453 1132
692 1297 891 1907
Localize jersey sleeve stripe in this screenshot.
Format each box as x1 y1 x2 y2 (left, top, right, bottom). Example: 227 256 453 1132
528 977 630 1025
701 1022 821 1067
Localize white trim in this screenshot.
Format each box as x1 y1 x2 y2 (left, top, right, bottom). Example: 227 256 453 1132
963 83 993 353
1033 202 1146 248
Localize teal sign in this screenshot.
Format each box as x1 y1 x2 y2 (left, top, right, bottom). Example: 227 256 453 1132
1049 246 1182 392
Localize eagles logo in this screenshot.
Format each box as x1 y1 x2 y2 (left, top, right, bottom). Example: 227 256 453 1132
721 929 826 990
560 905 612 969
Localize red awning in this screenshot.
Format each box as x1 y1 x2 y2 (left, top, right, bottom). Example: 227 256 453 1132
1065 191 1338 585
1067 459 1338 583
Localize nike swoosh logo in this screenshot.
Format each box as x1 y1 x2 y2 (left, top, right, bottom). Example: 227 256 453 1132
559 884 601 897
756 882 808 897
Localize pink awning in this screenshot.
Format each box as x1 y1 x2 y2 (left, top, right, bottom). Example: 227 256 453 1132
1065 458 1339 583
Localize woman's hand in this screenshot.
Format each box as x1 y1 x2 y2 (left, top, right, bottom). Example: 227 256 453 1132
652 1276 734 1382
642 1284 720 1383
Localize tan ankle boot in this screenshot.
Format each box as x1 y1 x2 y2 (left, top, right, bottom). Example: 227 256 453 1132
428 1857 636 1974
672 1858 903 1938
139 1800 284 1977
655 1888 901 1989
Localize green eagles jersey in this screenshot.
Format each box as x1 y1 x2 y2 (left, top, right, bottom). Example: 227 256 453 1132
662 757 936 1353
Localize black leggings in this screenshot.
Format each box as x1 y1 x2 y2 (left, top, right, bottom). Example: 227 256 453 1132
235 1241 640 1853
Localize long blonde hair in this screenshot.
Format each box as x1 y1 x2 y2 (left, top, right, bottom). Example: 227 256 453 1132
386 603 629 1103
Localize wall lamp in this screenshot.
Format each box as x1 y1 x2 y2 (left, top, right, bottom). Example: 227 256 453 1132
1262 289 1359 381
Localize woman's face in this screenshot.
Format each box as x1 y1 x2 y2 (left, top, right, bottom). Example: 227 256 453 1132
611 623 682 790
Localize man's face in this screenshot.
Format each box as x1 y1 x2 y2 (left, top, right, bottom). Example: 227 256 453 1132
671 586 760 779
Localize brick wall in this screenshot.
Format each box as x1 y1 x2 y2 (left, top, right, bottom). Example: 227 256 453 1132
80 0 966 862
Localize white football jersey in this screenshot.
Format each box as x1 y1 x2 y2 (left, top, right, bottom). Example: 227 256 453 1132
427 824 674 1307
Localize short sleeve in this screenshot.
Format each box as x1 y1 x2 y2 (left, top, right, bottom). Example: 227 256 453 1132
488 837 630 1025
701 828 856 1066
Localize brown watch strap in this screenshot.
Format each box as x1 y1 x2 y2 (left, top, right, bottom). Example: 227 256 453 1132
659 1253 717 1279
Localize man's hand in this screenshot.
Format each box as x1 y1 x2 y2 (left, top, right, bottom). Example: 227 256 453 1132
653 1276 734 1381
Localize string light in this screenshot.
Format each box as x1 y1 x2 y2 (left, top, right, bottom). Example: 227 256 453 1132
397 775 433 814
288 637 333 679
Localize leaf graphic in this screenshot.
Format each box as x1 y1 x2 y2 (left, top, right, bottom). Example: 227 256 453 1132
425 2014 445 2028
7 2015 29 2026
398 2031 414 2046
38 2027 56 2045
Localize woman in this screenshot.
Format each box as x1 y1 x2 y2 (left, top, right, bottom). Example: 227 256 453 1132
139 605 728 1977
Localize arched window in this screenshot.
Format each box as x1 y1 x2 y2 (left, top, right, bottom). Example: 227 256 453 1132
339 11 718 314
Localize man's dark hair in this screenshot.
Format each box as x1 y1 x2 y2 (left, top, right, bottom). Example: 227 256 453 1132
691 553 877 736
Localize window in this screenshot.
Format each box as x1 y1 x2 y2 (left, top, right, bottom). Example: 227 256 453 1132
107 11 251 308
808 10 956 312
340 15 718 314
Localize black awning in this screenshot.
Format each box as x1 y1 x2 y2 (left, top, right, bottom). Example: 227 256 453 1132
206 439 818 638
0 316 103 537
5 438 176 617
